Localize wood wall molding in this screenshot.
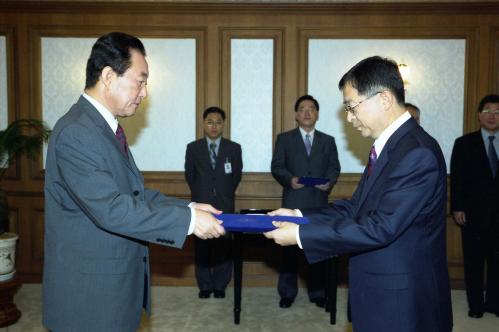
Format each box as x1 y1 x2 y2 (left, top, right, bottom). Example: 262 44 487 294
1 1 499 16
0 25 20 180
492 27 499 92
220 28 284 140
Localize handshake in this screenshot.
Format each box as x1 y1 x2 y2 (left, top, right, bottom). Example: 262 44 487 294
191 203 300 246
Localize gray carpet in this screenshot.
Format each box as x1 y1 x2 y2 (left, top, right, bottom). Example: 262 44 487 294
5 284 498 331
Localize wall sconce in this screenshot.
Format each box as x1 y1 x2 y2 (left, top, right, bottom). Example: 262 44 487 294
398 63 410 87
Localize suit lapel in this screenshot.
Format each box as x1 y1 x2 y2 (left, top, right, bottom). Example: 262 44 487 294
310 131 323 158
79 96 137 174
471 131 495 179
293 128 309 158
357 118 417 207
199 138 216 172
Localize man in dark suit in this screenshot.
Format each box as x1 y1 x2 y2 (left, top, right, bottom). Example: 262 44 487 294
43 32 225 332
451 94 499 319
185 106 243 299
271 94 341 308
265 56 452 332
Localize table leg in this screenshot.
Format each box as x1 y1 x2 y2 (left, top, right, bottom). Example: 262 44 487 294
233 232 242 324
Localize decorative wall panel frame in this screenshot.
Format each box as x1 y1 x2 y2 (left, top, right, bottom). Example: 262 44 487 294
28 25 206 180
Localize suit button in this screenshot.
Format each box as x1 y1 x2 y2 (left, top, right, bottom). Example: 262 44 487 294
307 171 311 175
143 257 147 263
133 190 140 196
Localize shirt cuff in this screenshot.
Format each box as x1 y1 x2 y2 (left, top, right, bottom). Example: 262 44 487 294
187 202 196 235
294 209 303 249
296 226 303 249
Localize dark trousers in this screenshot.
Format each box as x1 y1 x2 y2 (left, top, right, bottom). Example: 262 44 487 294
277 245 326 300
461 225 499 313
195 235 233 292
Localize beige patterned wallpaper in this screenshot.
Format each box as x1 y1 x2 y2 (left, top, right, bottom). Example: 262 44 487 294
231 39 274 172
308 39 465 173
41 37 196 171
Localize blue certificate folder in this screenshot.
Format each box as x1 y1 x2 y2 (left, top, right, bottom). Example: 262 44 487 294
217 214 309 233
298 176 329 186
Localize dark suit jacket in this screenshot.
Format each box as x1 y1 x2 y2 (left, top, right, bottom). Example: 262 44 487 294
299 118 452 332
450 130 499 232
271 128 340 209
43 96 191 332
185 137 242 213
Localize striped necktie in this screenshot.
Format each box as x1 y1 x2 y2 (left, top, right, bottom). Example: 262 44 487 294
367 145 377 176
115 124 128 157
305 134 312 156
210 142 217 169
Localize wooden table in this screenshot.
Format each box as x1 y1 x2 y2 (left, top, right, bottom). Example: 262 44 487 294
233 209 338 325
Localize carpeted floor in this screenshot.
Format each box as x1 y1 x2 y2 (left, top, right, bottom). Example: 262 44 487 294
4 284 497 331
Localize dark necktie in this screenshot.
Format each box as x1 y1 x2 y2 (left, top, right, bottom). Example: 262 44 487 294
488 136 498 178
305 134 312 156
367 145 377 176
115 124 128 157
210 142 217 169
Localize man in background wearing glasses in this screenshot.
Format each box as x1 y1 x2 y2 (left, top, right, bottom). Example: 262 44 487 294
185 106 243 299
265 56 452 332
270 94 341 309
451 94 499 319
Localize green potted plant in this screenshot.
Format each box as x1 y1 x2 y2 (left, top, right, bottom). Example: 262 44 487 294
0 119 51 281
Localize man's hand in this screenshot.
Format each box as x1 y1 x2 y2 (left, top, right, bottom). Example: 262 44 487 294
453 211 466 226
290 177 305 190
267 208 298 217
191 202 222 215
264 221 298 246
193 209 225 239
315 182 330 191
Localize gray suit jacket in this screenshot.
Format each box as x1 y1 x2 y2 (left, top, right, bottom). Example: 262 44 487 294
271 128 341 209
43 96 191 332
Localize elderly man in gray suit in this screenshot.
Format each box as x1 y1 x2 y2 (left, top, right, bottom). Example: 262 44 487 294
43 32 225 332
271 94 341 308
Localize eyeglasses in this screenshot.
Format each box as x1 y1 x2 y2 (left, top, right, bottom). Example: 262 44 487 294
206 121 223 127
344 91 382 116
481 109 499 115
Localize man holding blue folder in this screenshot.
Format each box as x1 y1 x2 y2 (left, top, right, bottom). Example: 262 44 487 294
265 56 452 332
271 94 341 308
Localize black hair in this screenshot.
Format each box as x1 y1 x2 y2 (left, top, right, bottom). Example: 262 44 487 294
203 106 226 120
85 32 146 89
338 56 405 105
477 94 499 112
405 102 420 114
294 95 319 112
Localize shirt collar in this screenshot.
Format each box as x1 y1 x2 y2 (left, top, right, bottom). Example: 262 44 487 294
480 128 499 141
82 93 119 133
299 127 315 141
206 136 222 147
374 111 412 156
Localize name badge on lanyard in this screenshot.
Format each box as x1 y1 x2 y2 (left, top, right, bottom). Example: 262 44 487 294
224 157 232 174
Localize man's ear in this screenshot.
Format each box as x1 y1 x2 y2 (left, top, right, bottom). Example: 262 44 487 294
100 66 116 88
379 90 394 111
